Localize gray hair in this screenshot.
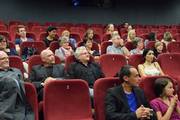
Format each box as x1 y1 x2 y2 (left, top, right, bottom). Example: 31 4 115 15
74 46 87 59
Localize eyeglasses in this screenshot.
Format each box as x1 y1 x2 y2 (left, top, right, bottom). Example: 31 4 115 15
80 52 89 56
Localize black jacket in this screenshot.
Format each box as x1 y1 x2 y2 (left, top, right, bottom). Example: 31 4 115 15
67 61 104 88
105 85 157 120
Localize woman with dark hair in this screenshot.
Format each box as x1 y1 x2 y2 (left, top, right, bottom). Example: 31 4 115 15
138 48 164 77
150 78 180 120
82 36 100 61
0 35 17 56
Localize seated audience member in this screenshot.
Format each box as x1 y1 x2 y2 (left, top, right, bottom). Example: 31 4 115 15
123 22 129 29
161 32 176 47
153 41 164 58
105 23 115 35
106 34 130 59
109 31 119 41
138 49 164 77
55 36 73 63
0 51 34 120
61 30 77 50
29 49 65 101
105 65 157 120
0 35 17 56
82 36 100 61
127 25 133 32
67 46 104 96
144 32 158 47
15 25 34 61
84 28 95 42
127 29 136 42
130 37 144 55
44 26 58 47
150 77 180 120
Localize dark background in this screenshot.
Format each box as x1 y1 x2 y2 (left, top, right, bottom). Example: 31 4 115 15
0 0 179 25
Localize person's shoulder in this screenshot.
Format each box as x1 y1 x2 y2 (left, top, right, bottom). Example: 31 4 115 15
32 64 42 70
107 45 113 49
54 64 65 68
150 98 161 105
15 38 21 44
107 85 122 95
11 67 21 73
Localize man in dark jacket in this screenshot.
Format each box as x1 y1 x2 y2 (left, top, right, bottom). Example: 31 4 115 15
67 46 104 96
0 51 34 120
29 49 65 101
105 65 157 120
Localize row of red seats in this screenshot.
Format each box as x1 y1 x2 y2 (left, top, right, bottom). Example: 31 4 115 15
0 21 180 43
7 40 180 59
9 52 180 81
12 75 180 120
9 52 180 120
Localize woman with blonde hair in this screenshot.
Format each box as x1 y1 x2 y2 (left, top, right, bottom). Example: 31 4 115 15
127 29 136 42
161 32 175 47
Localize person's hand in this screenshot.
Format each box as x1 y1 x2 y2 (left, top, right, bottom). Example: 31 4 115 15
170 94 178 108
136 105 153 119
44 77 56 85
136 105 145 119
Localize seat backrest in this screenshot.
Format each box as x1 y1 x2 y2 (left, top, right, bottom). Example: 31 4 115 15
158 53 180 78
139 76 174 101
44 80 93 120
125 42 135 51
167 42 180 53
94 77 121 120
28 55 61 75
128 54 144 69
0 31 11 41
9 56 24 74
99 54 127 77
24 82 39 120
20 41 46 56
100 41 112 55
8 41 15 49
49 41 59 53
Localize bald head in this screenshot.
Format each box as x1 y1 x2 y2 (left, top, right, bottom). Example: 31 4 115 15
0 51 9 69
40 49 55 65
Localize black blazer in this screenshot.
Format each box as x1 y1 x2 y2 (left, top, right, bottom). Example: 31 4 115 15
105 85 157 120
0 68 34 120
29 64 65 90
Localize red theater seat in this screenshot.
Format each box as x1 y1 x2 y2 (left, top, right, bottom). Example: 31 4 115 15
99 54 127 77
94 77 121 120
25 82 39 120
44 80 93 120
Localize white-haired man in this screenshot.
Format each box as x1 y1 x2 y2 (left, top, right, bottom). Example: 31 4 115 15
67 46 104 96
0 51 34 120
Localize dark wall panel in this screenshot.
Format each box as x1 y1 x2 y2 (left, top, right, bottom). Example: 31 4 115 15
0 0 179 25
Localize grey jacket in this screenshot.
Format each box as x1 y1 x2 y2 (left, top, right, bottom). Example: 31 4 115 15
0 68 34 120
